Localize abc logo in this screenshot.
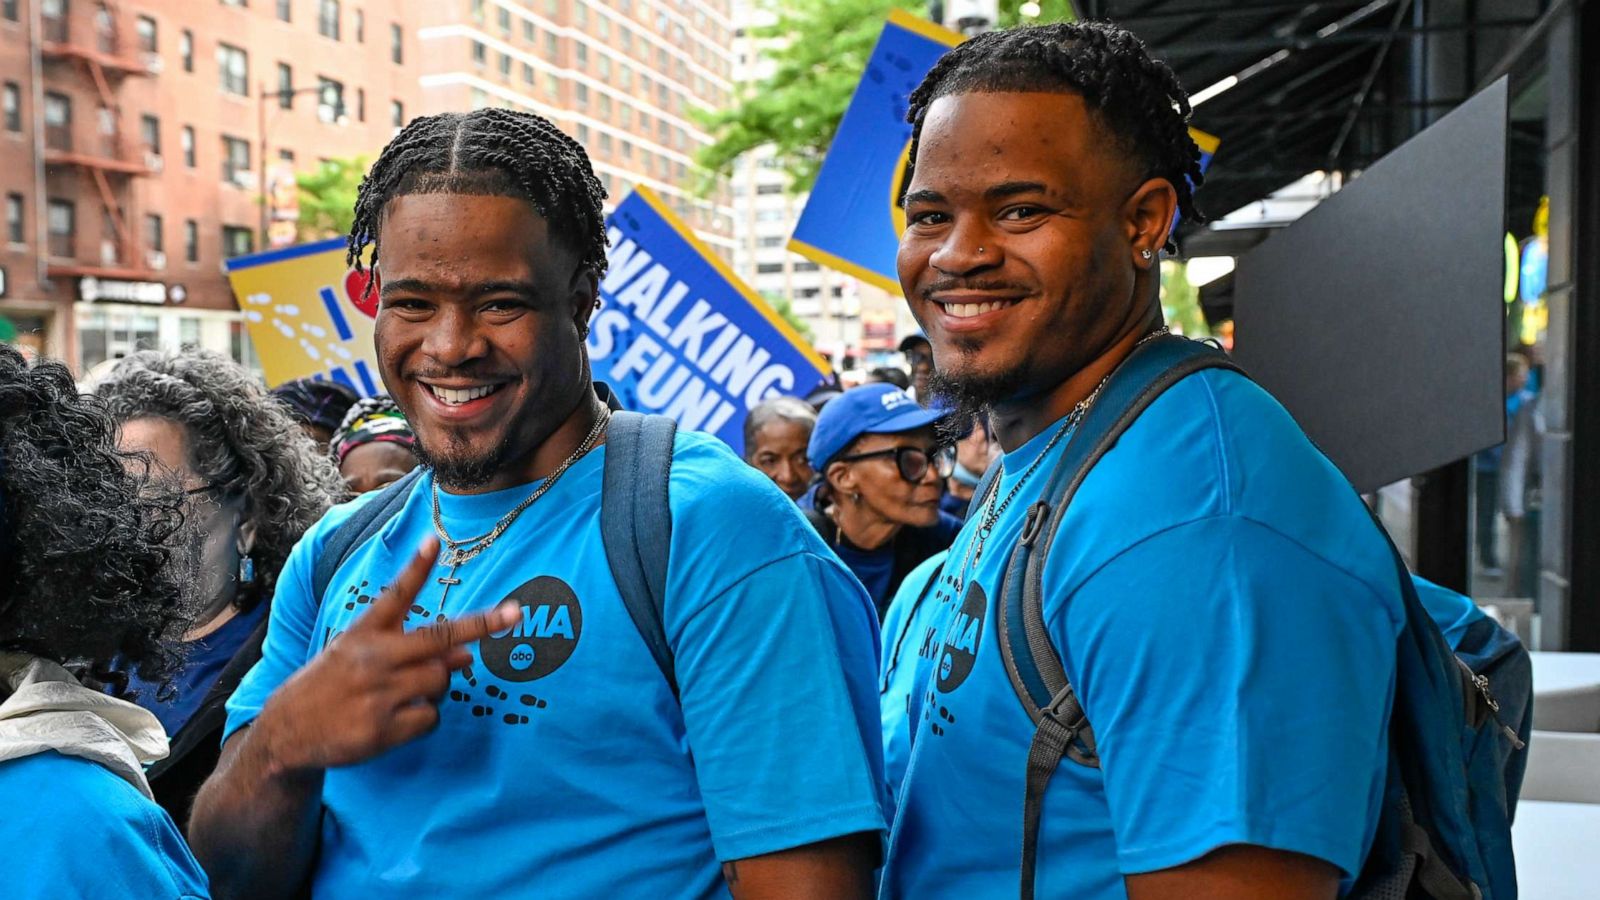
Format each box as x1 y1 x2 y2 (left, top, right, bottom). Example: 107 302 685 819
936 583 986 694
480 576 583 682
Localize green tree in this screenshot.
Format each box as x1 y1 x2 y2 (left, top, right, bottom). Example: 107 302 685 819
696 1 1077 194
763 291 816 343
295 156 368 240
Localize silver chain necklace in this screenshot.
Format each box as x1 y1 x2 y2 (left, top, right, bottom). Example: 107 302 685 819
429 405 611 608
952 327 1169 594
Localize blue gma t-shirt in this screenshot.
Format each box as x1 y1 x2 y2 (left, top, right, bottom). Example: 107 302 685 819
0 752 210 898
879 550 947 810
879 369 1406 898
227 432 887 898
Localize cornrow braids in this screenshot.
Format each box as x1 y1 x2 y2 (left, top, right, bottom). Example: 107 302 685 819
347 108 610 285
903 21 1205 250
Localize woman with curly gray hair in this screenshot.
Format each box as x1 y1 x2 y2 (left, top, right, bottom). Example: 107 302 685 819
0 343 211 897
96 349 347 830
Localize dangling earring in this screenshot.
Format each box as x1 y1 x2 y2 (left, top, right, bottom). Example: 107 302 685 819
238 554 256 585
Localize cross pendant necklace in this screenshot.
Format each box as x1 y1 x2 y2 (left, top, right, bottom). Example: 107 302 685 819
437 548 466 609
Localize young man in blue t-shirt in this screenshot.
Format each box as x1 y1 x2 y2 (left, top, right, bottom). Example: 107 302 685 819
880 23 1408 899
189 109 886 898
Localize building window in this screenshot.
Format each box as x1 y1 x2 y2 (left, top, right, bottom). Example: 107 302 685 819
757 183 782 195
136 15 157 52
523 20 534 41
278 148 294 163
222 225 254 257
390 22 402 64
217 43 249 96
472 41 486 65
139 114 160 154
355 87 364 122
318 0 339 40
1 0 16 22
544 32 557 59
181 126 196 167
317 77 344 122
599 132 612 155
576 43 588 69
144 213 164 254
221 135 251 184
184 219 199 262
180 29 193 72
575 83 588 109
221 0 247 7
277 63 294 108
5 193 22 245
47 199 74 258
794 261 820 272
758 235 783 248
756 263 783 274
354 8 363 42
42 92 70 151
390 100 403 129
469 0 484 22
498 53 511 77
2 82 19 132
496 6 509 32
276 0 291 22
522 62 534 85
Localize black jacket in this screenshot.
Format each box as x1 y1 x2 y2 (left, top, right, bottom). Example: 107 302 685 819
803 507 955 620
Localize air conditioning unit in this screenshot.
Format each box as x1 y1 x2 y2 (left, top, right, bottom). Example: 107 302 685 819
142 52 163 74
145 151 164 172
231 169 257 190
146 250 166 270
101 240 118 265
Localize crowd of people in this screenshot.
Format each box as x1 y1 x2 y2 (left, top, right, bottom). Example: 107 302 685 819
0 20 1531 900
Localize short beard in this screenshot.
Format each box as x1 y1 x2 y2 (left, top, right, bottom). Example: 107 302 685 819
929 360 1028 446
414 429 515 491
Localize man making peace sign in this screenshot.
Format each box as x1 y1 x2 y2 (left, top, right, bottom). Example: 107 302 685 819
189 110 886 899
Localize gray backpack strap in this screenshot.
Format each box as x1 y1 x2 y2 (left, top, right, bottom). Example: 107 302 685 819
600 410 679 696
311 467 425 605
996 335 1243 899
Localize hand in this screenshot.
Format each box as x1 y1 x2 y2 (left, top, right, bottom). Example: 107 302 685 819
255 537 518 771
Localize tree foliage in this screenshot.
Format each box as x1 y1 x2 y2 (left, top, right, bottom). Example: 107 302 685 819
696 1 1078 195
764 292 815 343
296 156 369 240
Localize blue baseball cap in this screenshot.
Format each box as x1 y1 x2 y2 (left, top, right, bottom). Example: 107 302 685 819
808 383 948 471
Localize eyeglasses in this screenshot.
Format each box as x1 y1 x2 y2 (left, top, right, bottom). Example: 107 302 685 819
836 445 954 483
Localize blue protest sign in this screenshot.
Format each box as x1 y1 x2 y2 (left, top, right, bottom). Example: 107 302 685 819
589 188 831 454
788 10 961 294
792 11 1221 292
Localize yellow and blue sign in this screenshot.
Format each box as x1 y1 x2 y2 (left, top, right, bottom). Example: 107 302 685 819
789 10 962 294
791 11 1221 293
223 239 384 395
590 188 830 454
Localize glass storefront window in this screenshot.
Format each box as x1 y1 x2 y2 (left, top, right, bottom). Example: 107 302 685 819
77 307 160 374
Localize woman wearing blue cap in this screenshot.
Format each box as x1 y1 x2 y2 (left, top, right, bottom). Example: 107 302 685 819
805 383 964 618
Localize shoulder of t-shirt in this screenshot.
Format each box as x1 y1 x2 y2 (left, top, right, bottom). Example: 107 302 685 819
3 752 206 893
663 431 863 614
1054 367 1395 596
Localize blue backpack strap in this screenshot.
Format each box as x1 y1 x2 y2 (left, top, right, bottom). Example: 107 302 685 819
310 467 425 606
992 335 1242 900
600 410 679 696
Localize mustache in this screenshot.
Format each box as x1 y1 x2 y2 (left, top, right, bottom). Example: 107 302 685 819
920 278 1030 300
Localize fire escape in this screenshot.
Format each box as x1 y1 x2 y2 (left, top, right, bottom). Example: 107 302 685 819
39 1 158 281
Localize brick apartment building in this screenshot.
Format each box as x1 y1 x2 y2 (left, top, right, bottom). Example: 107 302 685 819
0 0 417 374
411 0 738 257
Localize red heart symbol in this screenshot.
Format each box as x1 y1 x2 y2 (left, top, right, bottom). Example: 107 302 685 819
345 268 380 319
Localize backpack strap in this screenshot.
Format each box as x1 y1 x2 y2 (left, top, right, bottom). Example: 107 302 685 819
310 467 425 605
600 410 679 696
995 335 1244 899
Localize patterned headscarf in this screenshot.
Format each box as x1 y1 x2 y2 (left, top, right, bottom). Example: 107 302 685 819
330 395 415 463
270 378 360 436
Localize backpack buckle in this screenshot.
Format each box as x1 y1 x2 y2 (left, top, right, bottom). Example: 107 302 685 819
1020 501 1051 548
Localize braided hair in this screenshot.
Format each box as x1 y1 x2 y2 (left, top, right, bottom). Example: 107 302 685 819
904 21 1205 249
347 108 610 283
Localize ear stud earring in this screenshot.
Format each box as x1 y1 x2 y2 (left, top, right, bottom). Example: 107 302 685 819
1140 249 1154 260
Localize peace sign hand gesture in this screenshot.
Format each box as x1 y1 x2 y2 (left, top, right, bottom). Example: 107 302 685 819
256 537 519 772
